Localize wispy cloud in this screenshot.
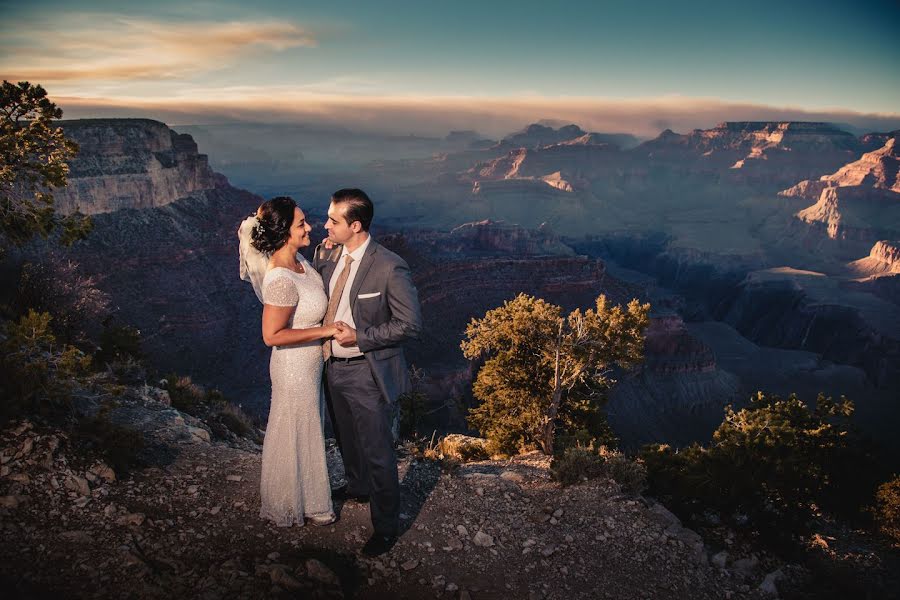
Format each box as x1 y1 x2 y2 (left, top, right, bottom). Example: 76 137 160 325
53 91 900 137
0 15 316 82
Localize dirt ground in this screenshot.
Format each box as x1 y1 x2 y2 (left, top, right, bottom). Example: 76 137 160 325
0 414 783 600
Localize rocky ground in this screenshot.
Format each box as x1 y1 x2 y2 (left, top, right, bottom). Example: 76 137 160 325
0 392 860 599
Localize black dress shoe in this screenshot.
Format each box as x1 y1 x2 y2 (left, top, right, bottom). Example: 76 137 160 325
362 532 398 557
332 486 369 503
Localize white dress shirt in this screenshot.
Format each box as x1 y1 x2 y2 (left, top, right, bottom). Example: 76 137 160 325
327 235 371 358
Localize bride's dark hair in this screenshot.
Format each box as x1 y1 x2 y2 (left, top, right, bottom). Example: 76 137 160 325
251 196 297 254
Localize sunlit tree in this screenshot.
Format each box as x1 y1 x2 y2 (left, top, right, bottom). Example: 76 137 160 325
461 293 650 455
0 80 88 252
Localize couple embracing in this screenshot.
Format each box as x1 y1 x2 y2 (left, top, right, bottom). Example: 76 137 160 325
238 189 422 556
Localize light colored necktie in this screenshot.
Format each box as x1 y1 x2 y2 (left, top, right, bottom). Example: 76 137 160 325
323 255 354 360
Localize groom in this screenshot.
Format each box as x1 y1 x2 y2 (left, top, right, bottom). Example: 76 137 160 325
313 188 422 556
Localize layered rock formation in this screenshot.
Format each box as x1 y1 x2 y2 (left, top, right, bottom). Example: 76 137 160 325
715 268 900 388
635 122 861 188
467 143 621 188
849 240 900 276
794 186 900 247
846 241 900 306
55 119 223 215
38 120 267 411
782 134 900 199
785 135 900 251
444 220 574 255
499 123 590 149
607 314 741 449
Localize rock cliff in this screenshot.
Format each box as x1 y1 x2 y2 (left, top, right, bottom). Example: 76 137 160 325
794 186 900 249
635 122 861 189
54 119 223 215
782 135 900 252
846 241 900 306
849 240 900 276
607 314 741 449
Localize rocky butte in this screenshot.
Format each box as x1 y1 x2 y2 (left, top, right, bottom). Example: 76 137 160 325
784 134 900 254
54 118 225 215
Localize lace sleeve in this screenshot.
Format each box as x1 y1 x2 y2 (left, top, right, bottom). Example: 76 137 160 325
263 276 299 307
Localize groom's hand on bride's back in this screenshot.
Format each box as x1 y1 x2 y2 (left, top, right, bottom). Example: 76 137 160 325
316 238 340 262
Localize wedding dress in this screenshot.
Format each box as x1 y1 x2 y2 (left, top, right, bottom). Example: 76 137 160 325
258 264 333 525
240 216 333 526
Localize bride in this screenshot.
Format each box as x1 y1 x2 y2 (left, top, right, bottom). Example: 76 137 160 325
239 196 338 527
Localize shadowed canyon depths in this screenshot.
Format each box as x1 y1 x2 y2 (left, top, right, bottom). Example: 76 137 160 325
45 118 900 455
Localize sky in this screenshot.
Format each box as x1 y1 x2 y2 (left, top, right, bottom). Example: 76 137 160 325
1 0 898 136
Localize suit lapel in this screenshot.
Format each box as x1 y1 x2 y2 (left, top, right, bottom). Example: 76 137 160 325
349 240 378 314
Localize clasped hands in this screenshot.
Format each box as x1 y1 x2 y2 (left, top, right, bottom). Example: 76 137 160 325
330 320 357 347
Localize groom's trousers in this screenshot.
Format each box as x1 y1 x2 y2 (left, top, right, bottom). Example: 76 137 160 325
325 357 400 535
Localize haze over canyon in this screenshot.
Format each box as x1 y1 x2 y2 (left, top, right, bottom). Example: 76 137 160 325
37 115 898 457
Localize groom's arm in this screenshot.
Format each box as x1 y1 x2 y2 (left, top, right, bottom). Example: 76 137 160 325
354 260 422 352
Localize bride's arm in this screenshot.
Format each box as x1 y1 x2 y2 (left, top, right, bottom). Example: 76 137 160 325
262 304 338 347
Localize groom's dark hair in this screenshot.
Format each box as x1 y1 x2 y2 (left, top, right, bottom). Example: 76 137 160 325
331 188 373 232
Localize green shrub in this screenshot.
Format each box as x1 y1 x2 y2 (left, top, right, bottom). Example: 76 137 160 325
13 257 109 344
604 449 648 495
875 475 900 546
95 323 143 368
162 374 225 416
212 402 261 443
550 446 607 485
162 373 259 442
551 445 647 493
0 310 92 423
641 392 882 534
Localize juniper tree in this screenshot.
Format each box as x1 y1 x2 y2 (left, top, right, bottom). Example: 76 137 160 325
0 80 88 252
461 293 650 455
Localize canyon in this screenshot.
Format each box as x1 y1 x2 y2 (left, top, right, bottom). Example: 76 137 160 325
26 118 900 456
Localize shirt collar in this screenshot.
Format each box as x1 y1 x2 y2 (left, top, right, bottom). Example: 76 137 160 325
340 234 371 263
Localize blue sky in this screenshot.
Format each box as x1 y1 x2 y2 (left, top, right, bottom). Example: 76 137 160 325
0 0 897 134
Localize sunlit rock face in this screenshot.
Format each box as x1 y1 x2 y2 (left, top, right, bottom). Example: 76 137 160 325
850 240 900 276
782 134 900 200
846 241 900 307
786 135 900 251
55 119 223 215
634 121 861 188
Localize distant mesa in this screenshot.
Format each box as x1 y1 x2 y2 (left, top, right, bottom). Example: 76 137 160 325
500 123 586 149
499 122 639 151
647 121 858 153
622 121 866 190
55 119 225 215
444 129 495 149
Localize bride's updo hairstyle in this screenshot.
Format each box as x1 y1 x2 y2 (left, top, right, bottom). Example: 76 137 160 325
251 196 297 254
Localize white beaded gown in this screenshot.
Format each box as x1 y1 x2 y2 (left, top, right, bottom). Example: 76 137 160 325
259 261 333 526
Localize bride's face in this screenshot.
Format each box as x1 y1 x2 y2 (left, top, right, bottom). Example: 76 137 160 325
287 207 312 249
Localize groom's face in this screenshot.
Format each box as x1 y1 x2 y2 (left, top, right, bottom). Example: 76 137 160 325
325 201 355 245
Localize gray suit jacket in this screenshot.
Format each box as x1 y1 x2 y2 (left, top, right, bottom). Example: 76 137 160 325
313 239 422 403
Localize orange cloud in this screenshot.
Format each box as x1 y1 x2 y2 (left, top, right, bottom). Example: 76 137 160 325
0 17 316 82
